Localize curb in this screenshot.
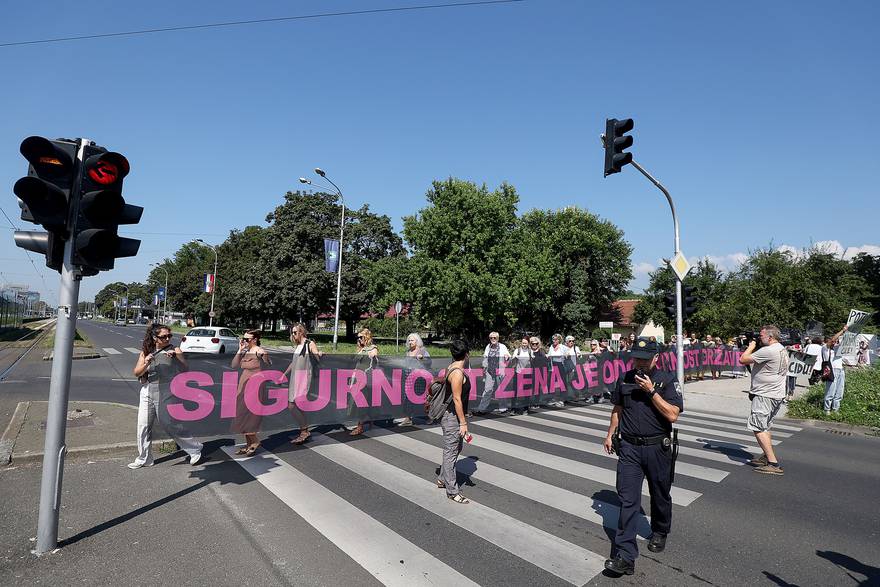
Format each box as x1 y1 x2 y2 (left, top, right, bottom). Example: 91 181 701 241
9 440 175 465
787 417 879 437
0 401 30 465
43 350 102 361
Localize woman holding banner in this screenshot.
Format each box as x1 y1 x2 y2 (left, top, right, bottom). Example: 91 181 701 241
284 323 322 445
395 333 432 426
231 330 271 456
348 328 379 436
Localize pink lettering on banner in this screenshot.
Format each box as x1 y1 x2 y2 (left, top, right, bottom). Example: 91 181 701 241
295 369 331 412
516 368 533 397
495 369 515 399
372 369 402 406
337 369 368 409
549 368 566 393
602 360 616 384
220 370 239 418
466 369 482 401
570 364 586 390
583 361 598 388
534 367 548 394
243 370 287 417
405 369 434 404
168 372 215 421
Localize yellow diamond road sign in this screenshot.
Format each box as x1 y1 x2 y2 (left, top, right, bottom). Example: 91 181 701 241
670 253 691 281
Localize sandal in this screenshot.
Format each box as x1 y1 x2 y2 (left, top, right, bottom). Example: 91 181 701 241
349 424 364 436
234 447 248 455
291 431 311 445
436 479 446 489
243 445 259 456
447 493 469 504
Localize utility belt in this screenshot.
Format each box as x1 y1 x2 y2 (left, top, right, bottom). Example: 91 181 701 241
621 432 670 447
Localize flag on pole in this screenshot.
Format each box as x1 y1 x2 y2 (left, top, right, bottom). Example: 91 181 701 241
153 294 160 306
203 273 215 293
324 238 340 273
157 286 166 301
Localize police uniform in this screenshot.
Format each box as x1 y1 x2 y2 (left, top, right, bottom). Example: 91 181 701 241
608 339 683 570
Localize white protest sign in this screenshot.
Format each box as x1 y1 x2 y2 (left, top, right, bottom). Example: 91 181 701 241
787 349 817 376
838 308 874 358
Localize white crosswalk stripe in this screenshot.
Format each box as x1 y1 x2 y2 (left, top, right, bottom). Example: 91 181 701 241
102 347 122 355
587 402 803 432
222 446 480 587
469 418 730 482
124 347 142 354
566 406 781 445
221 401 802 586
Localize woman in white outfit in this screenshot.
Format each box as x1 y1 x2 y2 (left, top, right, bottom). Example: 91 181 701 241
129 323 203 469
284 323 322 444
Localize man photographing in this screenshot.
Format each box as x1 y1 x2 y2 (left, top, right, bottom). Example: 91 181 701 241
739 325 788 476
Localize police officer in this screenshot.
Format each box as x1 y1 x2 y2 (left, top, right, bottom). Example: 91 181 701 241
602 337 683 576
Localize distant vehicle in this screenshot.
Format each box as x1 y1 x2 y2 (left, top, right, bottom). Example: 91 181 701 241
115 319 126 326
127 319 135 324
179 327 238 354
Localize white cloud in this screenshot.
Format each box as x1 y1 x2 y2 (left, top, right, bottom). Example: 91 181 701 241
774 240 880 260
687 253 748 272
632 261 655 276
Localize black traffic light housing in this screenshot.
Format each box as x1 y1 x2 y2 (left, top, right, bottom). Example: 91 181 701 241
13 137 79 271
664 291 676 321
604 118 634 177
683 285 697 318
70 145 142 271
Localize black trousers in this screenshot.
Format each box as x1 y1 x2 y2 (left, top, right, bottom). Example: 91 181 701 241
614 440 673 562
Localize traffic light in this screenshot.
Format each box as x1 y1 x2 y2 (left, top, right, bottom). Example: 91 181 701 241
12 137 79 271
603 118 634 177
683 285 697 318
664 291 676 321
70 144 142 271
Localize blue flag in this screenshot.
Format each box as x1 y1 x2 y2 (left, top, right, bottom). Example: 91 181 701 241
324 238 340 273
157 286 166 301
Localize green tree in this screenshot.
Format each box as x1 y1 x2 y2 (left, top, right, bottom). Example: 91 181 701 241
850 253 880 328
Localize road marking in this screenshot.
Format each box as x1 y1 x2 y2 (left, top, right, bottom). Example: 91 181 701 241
567 406 781 445
587 402 803 432
308 434 608 585
102 348 122 355
111 378 139 382
363 428 652 539
423 427 702 506
470 418 729 482
520 412 752 464
124 348 141 354
223 446 480 587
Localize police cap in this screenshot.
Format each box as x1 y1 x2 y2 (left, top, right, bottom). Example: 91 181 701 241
630 337 660 359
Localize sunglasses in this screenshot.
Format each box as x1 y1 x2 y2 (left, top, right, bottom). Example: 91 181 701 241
156 334 171 340
242 337 254 342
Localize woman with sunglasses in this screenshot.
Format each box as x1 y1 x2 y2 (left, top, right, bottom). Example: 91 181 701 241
231 329 271 456
510 337 533 415
348 328 379 436
284 323 322 444
129 323 203 469
527 337 549 413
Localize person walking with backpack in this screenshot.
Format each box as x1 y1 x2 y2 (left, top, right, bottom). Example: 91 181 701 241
436 339 471 504
284 323 322 445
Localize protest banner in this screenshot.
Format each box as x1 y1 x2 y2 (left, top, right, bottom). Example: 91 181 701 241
838 308 874 359
786 349 817 377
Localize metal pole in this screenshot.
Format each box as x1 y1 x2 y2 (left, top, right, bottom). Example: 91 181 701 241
36 138 86 554
333 201 345 350
163 269 169 324
630 160 685 388
396 310 400 353
209 247 217 327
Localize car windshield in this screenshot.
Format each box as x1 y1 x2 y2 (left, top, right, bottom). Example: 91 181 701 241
186 329 215 337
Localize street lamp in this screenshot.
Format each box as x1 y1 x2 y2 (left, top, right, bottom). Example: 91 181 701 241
192 239 219 327
300 169 346 350
150 263 169 324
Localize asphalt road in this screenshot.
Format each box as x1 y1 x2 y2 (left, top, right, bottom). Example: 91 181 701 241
1 322 878 586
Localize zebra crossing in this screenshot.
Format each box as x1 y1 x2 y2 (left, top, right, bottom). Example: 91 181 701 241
102 347 141 355
222 402 801 586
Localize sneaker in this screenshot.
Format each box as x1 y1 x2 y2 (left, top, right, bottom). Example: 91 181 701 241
527 406 539 414
393 417 413 426
754 464 784 476
604 556 635 576
493 408 509 414
747 454 768 467
189 453 203 466
824 410 831 416
552 401 565 408
127 460 154 469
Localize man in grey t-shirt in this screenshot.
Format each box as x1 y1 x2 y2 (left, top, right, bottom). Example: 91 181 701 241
739 325 788 476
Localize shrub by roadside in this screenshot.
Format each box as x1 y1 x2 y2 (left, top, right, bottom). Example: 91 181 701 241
787 364 880 429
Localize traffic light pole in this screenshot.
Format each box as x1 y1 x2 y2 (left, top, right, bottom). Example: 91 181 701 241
35 139 86 555
629 160 684 388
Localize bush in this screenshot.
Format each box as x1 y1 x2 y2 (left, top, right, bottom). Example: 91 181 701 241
787 364 880 429
356 316 425 339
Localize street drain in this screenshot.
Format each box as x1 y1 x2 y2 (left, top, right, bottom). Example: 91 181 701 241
824 429 852 436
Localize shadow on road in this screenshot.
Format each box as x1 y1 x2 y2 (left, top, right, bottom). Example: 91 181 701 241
816 550 880 586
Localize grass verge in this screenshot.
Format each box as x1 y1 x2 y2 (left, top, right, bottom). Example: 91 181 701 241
44 329 92 349
787 364 880 429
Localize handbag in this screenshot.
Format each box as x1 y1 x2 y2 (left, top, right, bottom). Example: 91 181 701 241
820 347 834 382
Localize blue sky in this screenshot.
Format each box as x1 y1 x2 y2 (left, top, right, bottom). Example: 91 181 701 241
2 0 878 304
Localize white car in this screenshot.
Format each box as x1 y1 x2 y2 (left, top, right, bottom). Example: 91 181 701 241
179 327 239 354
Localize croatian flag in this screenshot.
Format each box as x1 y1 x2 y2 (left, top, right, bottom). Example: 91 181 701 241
203 273 215 293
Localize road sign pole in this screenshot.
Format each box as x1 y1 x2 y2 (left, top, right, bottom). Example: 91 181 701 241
630 159 684 388
35 138 86 555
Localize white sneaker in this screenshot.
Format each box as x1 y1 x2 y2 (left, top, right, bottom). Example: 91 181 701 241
189 453 203 466
127 460 154 469
493 408 509 414
393 417 413 426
